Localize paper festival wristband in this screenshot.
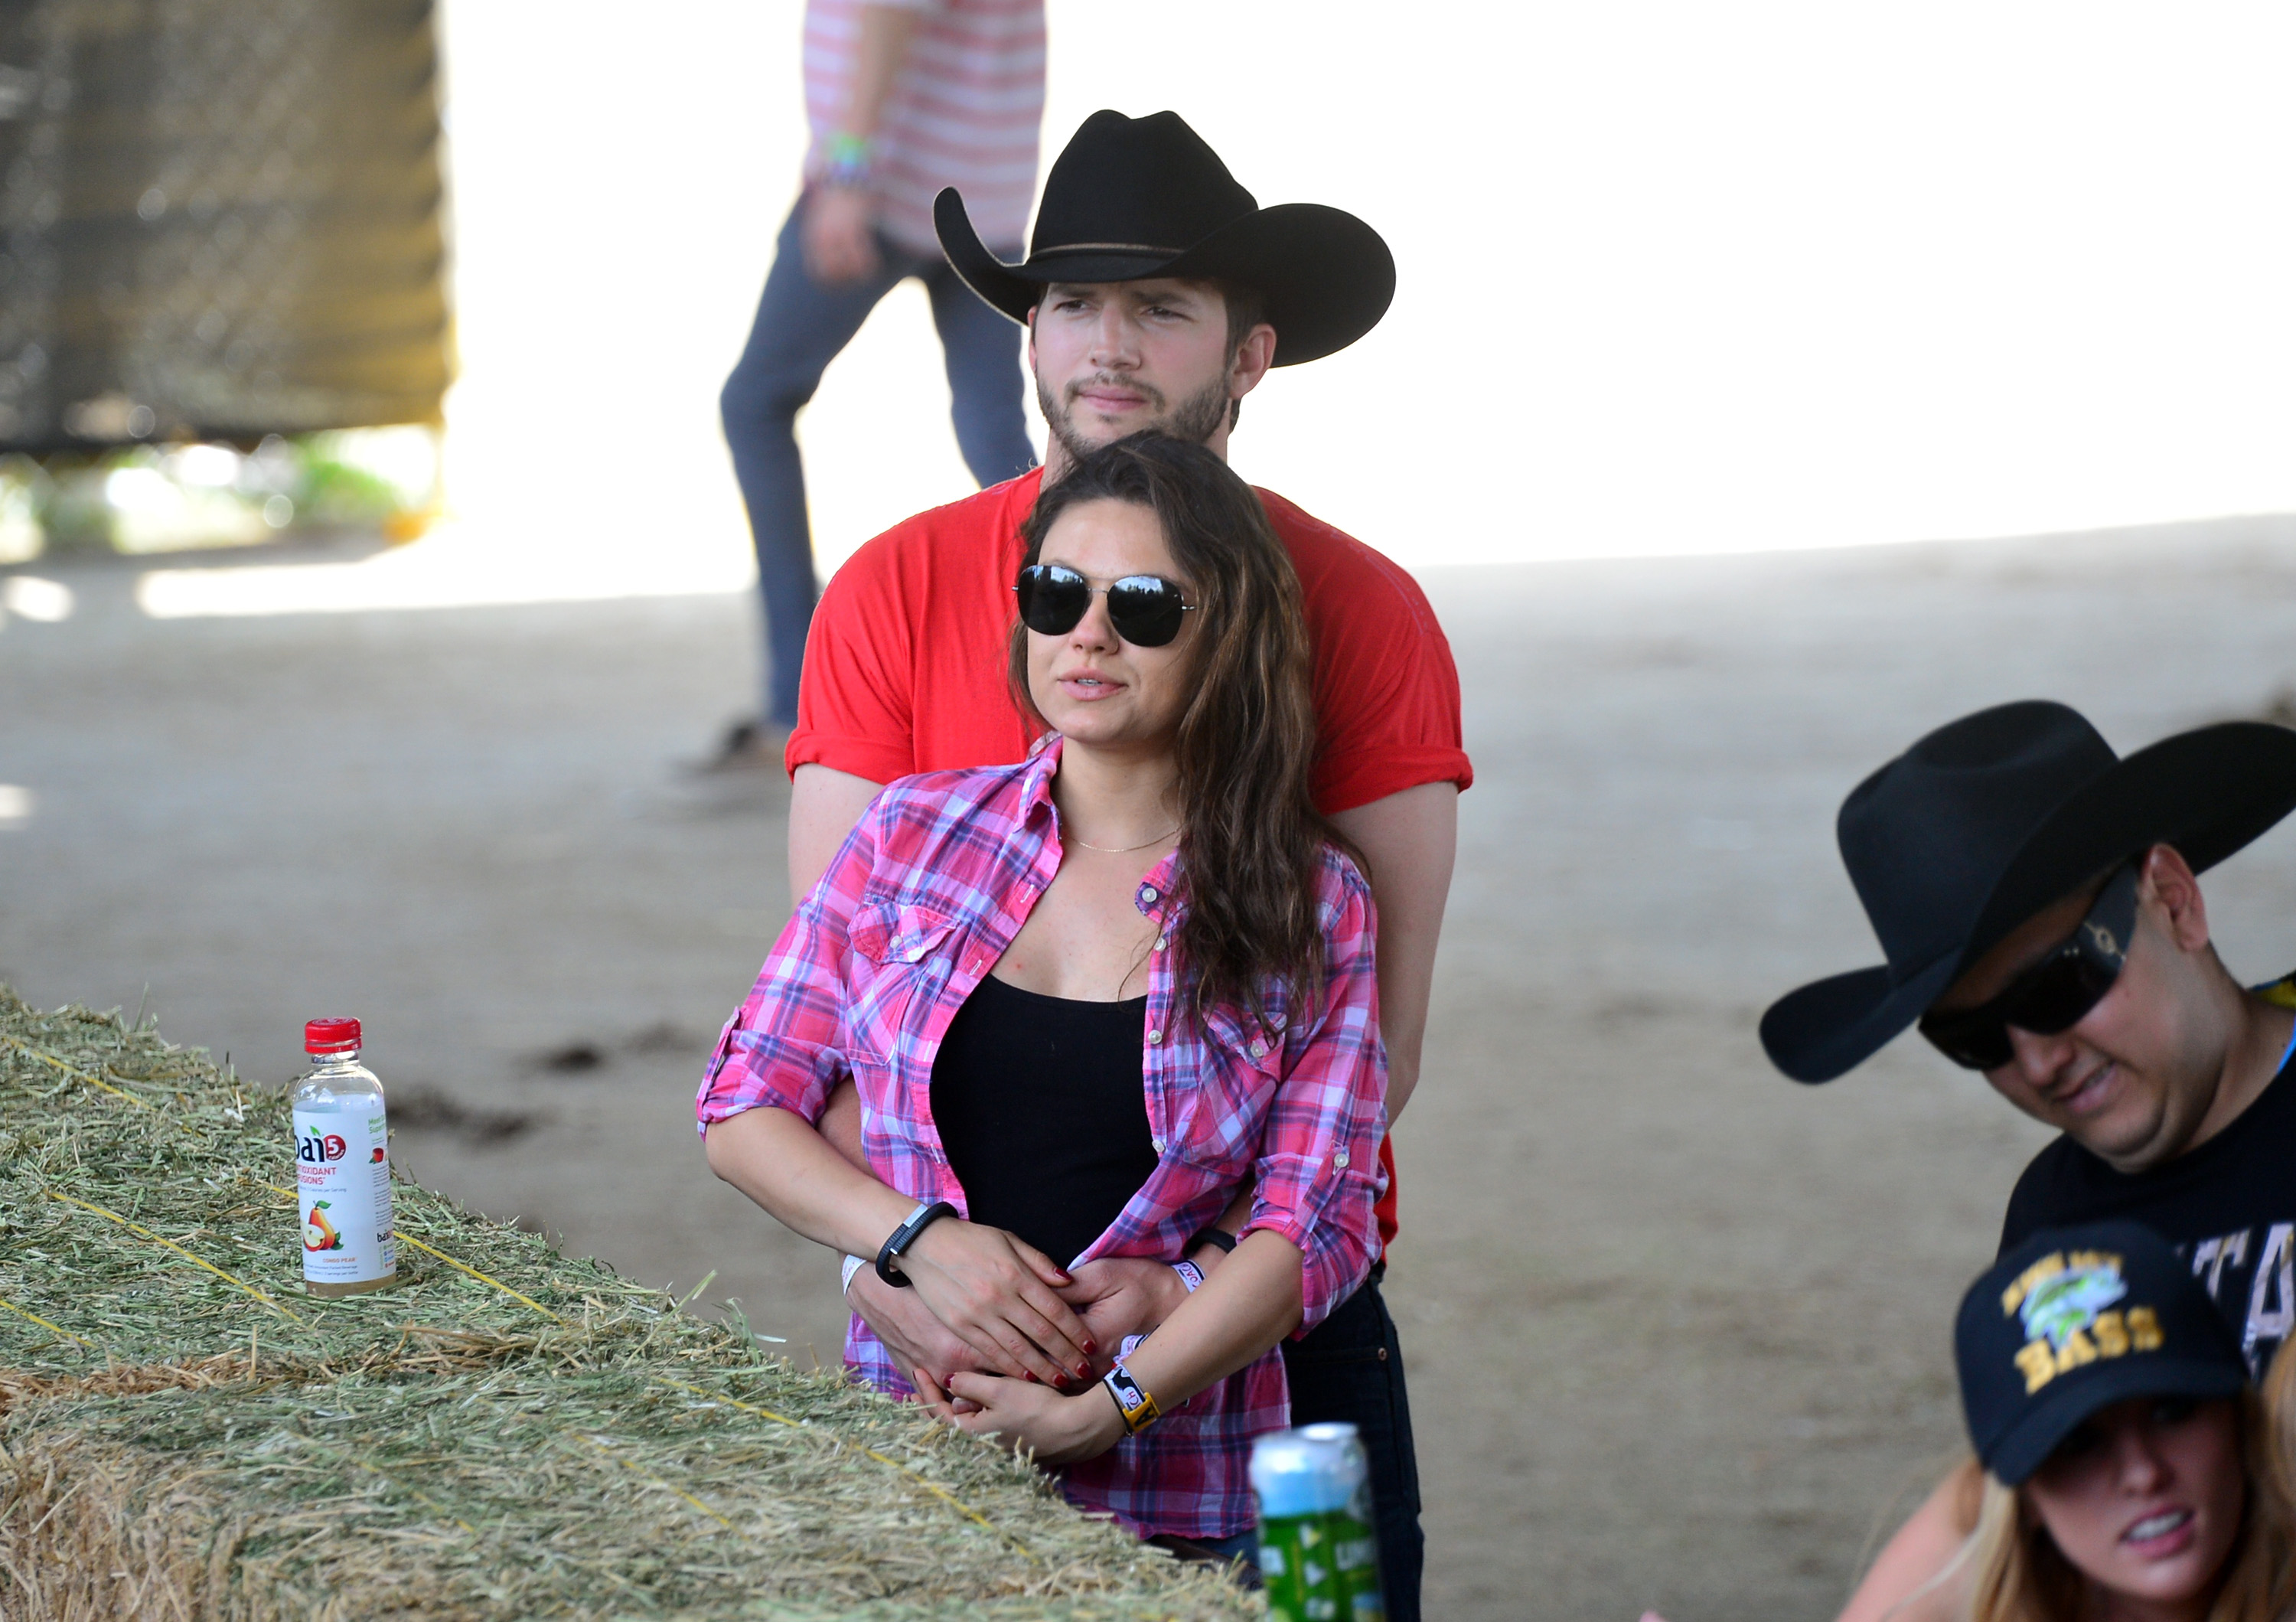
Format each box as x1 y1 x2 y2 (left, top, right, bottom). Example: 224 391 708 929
1101 1363 1162 1436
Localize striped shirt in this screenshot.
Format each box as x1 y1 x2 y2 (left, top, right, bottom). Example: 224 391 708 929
697 740 1388 1539
803 0 1045 255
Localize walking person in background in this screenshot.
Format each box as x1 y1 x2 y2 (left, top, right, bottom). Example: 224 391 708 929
701 435 1388 1563
782 110 1469 1617
709 0 1044 767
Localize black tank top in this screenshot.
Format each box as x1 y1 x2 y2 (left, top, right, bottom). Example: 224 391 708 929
928 972 1158 1267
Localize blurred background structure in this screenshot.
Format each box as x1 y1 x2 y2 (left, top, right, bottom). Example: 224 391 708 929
5 2 2290 591
0 0 452 449
0 0 451 560
8 4 2296 1617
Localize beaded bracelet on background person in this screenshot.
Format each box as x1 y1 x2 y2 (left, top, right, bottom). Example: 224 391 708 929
813 131 872 190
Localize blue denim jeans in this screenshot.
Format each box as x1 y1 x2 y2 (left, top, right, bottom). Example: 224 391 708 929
719 201 1038 725
1280 1268 1424 1621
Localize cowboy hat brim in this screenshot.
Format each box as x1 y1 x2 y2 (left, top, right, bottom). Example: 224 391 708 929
1759 954 1964 1086
1760 720 2296 1084
936 188 1397 367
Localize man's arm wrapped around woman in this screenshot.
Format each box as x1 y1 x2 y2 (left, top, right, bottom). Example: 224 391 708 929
1234 848 1388 1333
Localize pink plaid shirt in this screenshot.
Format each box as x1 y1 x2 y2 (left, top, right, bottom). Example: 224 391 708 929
697 739 1387 1539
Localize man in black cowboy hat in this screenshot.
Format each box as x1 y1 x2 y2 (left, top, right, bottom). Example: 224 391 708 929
771 111 1466 1609
1760 700 2296 1620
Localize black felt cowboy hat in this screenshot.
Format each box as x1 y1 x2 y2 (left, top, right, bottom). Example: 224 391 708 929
1760 700 2296 1084
934 109 1396 367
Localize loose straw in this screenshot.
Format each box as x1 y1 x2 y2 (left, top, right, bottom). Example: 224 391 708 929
0 1294 90 1348
655 1376 1037 1562
0 1033 153 1109
396 1232 568 1323
569 1432 737 1532
294 1430 480 1536
45 1188 308 1326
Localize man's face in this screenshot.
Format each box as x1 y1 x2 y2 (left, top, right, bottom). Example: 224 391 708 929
1929 856 2221 1171
1028 279 1241 465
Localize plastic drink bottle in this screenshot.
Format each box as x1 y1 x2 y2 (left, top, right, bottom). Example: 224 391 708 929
1251 1422 1385 1621
292 1017 396 1295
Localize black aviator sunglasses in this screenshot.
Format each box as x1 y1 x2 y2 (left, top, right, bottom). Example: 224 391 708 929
1013 563 1195 648
1916 861 2140 1070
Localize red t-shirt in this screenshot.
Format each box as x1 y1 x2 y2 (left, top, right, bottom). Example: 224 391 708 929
788 467 1472 1247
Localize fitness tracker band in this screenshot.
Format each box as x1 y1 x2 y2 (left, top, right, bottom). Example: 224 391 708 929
1102 1364 1163 1436
875 1199 958 1287
1187 1225 1238 1258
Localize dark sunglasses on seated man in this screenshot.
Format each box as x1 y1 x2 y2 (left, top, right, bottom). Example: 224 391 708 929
1013 563 1194 648
1918 862 2140 1070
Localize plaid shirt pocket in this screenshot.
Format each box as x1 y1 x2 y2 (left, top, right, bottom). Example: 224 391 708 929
846 902 962 1039
1163 1007 1286 1175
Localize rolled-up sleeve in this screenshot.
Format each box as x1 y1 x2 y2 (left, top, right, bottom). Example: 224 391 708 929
1238 864 1388 1331
696 808 879 1132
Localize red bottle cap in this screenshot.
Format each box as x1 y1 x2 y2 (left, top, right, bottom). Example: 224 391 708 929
305 1017 362 1054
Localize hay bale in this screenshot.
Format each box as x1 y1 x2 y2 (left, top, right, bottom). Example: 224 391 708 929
0 990 1257 1618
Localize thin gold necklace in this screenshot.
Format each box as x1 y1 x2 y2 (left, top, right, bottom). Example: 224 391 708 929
1068 825 1179 854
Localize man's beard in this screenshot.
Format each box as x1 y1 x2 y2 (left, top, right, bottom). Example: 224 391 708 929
1038 371 1231 467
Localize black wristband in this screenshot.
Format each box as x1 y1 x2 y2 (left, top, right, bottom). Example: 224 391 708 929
876 1199 958 1287
1187 1225 1238 1257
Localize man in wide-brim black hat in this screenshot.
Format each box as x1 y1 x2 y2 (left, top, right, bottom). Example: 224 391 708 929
1759 700 2296 1621
771 111 1466 1617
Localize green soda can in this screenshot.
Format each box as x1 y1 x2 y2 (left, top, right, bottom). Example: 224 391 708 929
1250 1421 1385 1621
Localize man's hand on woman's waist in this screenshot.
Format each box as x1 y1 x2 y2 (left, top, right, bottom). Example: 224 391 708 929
845 1266 990 1419
895 1217 1098 1391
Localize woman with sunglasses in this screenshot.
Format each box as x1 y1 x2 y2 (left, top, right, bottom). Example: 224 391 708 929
697 432 1387 1552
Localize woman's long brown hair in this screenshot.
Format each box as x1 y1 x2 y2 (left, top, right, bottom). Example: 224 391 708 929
1009 432 1356 1035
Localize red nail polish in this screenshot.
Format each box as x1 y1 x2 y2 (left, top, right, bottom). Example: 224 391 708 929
1076 1361 1091 1378
1024 1369 1038 1383
1082 1339 1097 1355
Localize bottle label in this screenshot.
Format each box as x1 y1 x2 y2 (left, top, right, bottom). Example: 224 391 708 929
294 1105 396 1284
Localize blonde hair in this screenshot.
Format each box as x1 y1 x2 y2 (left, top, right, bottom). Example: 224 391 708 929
2271 1339 2296 1513
1962 1375 2296 1622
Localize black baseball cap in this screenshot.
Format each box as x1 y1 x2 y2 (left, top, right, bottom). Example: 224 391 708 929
1956 1221 2249 1486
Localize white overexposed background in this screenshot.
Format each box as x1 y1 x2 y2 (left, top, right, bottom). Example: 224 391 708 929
142 2 2296 615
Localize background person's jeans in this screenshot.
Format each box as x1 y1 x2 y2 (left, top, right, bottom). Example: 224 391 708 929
1280 1267 1424 1621
719 201 1037 727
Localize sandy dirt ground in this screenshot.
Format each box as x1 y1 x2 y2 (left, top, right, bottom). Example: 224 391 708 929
8 516 2296 1618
